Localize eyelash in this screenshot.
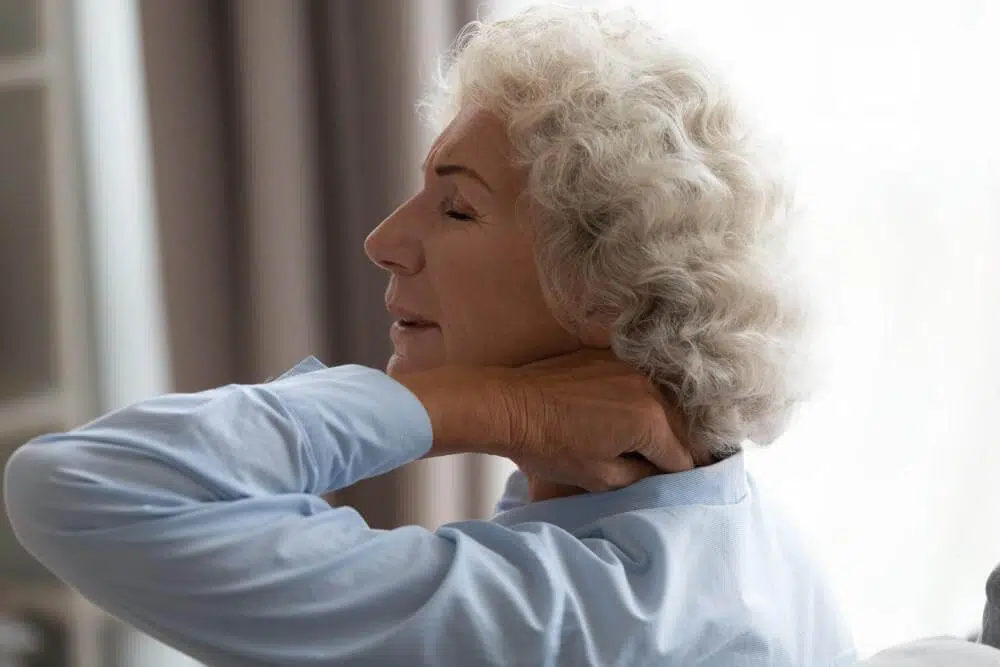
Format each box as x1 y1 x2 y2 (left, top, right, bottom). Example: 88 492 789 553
446 209 475 222
441 198 477 222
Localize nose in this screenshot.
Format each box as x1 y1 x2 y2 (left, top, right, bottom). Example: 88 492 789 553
364 199 424 275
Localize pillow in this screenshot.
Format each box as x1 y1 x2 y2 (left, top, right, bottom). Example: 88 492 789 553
858 638 1000 666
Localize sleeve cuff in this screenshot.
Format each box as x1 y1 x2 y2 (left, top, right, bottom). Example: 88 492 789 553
264 358 434 492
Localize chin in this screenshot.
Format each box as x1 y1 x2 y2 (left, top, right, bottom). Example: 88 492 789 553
385 355 407 377
385 353 442 377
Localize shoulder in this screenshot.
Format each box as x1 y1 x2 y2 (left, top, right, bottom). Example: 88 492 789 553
468 479 855 666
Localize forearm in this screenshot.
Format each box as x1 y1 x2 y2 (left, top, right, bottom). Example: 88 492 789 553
4 359 432 538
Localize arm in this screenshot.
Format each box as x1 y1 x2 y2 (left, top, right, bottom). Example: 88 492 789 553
0 358 624 666
4 353 687 666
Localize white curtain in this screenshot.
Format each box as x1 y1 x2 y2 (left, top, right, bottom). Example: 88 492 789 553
489 0 1000 657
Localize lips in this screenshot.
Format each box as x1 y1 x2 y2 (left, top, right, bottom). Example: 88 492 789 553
389 313 439 345
397 319 435 328
386 304 438 328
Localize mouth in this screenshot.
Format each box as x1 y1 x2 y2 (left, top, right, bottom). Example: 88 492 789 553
386 301 438 331
394 318 438 330
389 318 440 345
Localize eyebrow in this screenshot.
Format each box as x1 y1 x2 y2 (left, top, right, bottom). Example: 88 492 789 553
432 163 494 194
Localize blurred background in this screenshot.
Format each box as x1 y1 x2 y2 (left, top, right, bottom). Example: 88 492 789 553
1 0 998 664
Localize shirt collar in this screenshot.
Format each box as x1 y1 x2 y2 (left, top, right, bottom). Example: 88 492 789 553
273 356 328 380
490 452 749 534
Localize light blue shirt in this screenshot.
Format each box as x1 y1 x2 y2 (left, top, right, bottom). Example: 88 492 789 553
4 357 856 666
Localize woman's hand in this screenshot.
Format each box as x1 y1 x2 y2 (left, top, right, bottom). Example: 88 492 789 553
497 350 695 491
401 350 695 492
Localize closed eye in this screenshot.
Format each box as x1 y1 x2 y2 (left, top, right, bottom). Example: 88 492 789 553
445 210 476 222
440 196 478 222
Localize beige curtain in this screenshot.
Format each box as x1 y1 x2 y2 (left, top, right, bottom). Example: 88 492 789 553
138 0 500 529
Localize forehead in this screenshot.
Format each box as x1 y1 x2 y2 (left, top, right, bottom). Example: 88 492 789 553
427 107 522 191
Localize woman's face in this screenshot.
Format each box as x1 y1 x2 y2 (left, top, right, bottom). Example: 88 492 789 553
365 107 582 375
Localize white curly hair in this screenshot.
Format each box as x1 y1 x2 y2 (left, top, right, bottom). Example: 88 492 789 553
420 4 811 457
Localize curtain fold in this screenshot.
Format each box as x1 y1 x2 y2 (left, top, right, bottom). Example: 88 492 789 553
232 0 325 379
138 0 492 530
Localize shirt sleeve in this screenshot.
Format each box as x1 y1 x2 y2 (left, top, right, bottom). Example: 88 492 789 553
1 359 596 667
493 469 532 513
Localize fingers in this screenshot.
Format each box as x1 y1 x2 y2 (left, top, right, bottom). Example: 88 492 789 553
587 455 664 492
642 445 696 475
640 402 696 473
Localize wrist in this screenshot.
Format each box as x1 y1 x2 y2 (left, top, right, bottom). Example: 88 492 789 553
394 367 514 458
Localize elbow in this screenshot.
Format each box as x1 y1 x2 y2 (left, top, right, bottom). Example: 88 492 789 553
4 435 144 594
3 437 91 562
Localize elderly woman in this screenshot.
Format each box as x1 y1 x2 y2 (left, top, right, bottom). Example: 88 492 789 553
4 5 855 666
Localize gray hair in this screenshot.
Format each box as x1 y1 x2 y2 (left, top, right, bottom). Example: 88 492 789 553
420 5 811 456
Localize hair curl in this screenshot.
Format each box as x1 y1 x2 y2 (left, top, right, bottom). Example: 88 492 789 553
420 5 811 456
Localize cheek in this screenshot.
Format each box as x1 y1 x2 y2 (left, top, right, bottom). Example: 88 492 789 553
430 231 579 366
